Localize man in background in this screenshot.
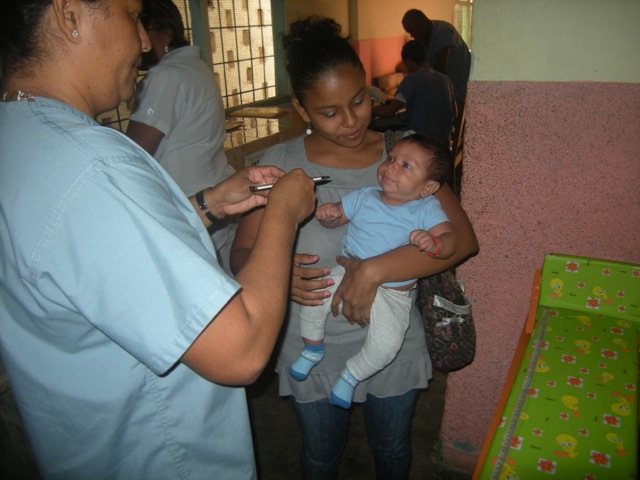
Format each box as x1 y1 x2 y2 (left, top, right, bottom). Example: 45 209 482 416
402 8 471 114
373 40 456 146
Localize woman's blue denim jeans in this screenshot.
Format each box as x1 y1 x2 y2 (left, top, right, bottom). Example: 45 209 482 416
290 389 420 480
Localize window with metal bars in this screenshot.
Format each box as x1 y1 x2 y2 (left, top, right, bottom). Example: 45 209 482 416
208 0 276 108
97 0 279 132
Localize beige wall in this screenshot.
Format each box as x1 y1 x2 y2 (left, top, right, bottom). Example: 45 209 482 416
352 0 455 40
471 0 640 82
283 0 456 38
282 0 460 81
284 0 350 35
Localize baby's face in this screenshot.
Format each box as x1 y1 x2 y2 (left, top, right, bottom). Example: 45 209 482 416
377 141 434 205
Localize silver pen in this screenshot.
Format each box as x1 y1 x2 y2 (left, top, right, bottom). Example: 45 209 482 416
249 175 331 192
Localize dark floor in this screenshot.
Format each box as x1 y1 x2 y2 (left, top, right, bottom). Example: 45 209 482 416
1 365 471 480
247 363 471 480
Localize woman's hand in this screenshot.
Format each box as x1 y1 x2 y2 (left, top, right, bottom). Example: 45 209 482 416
267 169 317 224
331 256 379 327
290 253 333 306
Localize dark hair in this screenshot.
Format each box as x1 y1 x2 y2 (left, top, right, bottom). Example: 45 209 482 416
401 40 427 65
395 133 451 186
141 0 189 48
0 0 106 81
401 9 432 40
282 16 364 106
402 9 429 26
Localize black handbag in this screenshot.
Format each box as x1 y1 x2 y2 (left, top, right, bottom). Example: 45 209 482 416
416 269 476 372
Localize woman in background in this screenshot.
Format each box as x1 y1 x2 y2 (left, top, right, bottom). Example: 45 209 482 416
127 0 236 271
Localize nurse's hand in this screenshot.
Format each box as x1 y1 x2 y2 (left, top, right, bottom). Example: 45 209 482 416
211 165 287 217
191 165 287 226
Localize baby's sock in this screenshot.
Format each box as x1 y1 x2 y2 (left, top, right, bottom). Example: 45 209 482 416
289 343 325 381
330 368 359 409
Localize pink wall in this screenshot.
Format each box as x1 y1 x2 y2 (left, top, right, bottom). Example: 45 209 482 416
441 81 640 471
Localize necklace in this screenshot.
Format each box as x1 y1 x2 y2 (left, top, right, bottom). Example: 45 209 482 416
1 90 35 102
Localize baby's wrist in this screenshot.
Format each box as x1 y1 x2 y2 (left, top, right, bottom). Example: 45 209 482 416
425 234 441 259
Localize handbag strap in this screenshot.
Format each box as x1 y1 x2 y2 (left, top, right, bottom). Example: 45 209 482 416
433 295 471 315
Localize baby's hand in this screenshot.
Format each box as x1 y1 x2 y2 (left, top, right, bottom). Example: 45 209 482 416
410 229 436 253
315 203 342 222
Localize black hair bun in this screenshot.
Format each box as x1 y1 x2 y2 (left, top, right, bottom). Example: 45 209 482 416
283 15 343 51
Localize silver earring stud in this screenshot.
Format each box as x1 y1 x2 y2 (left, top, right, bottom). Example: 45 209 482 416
164 45 169 53
306 123 312 135
71 29 80 39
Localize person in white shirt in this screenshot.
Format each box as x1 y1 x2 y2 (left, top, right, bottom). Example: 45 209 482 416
127 0 236 272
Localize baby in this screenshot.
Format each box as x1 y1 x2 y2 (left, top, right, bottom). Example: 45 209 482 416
290 133 457 408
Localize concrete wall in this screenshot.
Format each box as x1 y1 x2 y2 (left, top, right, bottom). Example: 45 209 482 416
444 0 640 472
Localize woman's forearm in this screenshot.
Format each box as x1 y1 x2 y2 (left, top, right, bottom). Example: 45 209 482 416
230 207 264 274
183 171 315 384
